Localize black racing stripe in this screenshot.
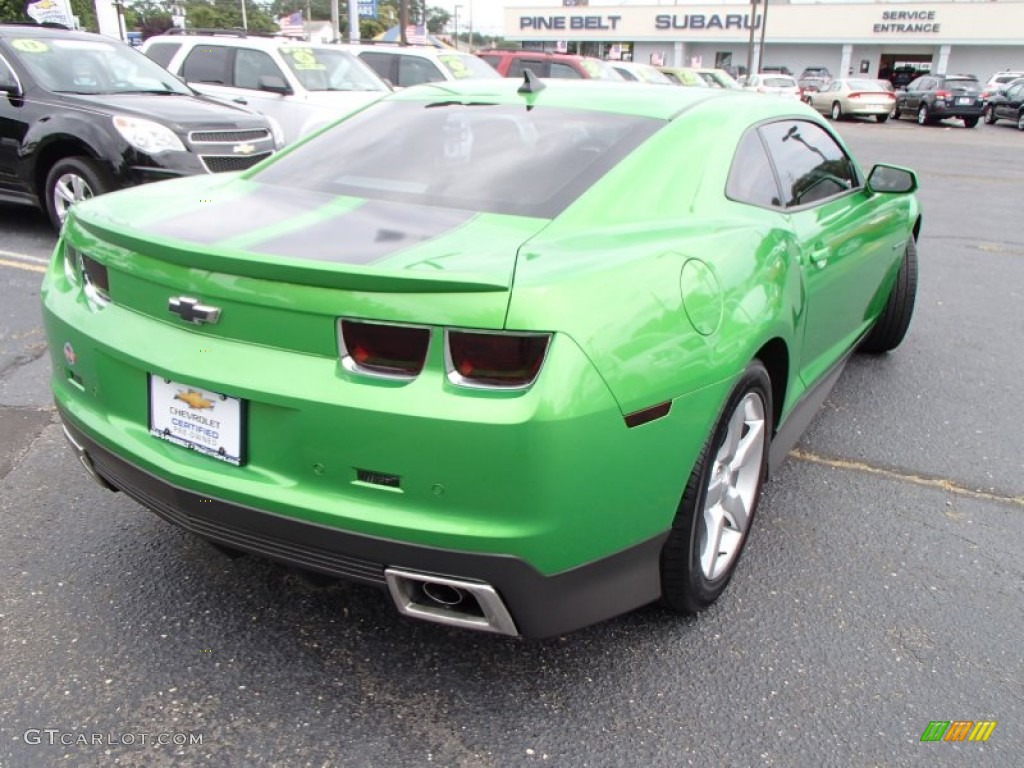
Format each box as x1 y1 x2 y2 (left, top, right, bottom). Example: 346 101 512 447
143 186 336 245
246 201 476 265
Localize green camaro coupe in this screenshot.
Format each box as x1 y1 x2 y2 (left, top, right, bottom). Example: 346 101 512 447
42 78 920 638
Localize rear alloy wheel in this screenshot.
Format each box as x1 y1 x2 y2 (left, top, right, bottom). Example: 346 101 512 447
983 106 997 125
831 102 843 121
44 156 111 231
661 361 772 613
917 104 930 125
963 116 979 128
860 238 918 354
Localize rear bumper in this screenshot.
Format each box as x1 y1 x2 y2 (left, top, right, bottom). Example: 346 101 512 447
60 411 667 638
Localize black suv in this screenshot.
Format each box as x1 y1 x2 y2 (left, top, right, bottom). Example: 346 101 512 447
894 74 984 127
0 24 280 228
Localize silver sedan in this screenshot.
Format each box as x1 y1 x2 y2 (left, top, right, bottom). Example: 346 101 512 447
805 78 897 122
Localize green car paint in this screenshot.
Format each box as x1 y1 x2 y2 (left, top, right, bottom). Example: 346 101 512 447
41 80 921 637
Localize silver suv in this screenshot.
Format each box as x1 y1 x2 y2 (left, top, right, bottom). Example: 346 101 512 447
142 31 390 144
336 43 500 88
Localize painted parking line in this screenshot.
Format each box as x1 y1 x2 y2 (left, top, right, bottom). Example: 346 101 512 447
0 248 50 265
0 258 46 274
791 448 1024 508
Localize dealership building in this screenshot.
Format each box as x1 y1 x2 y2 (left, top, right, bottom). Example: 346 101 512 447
502 2 1024 82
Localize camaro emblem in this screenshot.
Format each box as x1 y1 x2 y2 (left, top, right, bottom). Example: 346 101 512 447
168 296 221 325
233 142 256 155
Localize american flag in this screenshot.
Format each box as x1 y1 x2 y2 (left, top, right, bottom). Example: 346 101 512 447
406 24 427 45
278 10 304 37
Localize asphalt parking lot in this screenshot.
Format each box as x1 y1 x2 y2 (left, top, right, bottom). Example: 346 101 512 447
1 116 1021 767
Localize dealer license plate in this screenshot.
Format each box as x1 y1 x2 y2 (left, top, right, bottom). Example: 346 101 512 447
149 376 243 465
956 97 972 105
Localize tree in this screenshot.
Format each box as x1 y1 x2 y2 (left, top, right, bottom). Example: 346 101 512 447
424 5 447 35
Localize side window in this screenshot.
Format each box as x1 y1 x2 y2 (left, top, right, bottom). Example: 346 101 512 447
182 45 230 84
358 52 394 83
234 48 285 90
397 56 444 86
508 59 547 78
1005 83 1022 100
726 129 783 209
478 55 500 68
143 42 181 70
760 120 858 208
0 56 17 89
550 62 583 79
906 77 923 90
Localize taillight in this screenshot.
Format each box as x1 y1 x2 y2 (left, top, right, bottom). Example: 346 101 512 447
934 90 952 99
339 319 430 379
446 330 550 389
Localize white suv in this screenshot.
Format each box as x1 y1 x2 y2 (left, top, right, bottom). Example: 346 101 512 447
336 43 500 88
142 31 390 144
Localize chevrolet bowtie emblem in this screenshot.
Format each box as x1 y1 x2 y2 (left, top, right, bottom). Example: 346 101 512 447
168 296 221 325
233 142 256 155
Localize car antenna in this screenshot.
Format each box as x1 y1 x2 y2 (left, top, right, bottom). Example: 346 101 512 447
518 69 546 94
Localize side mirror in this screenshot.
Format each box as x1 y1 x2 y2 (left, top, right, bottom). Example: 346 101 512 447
258 75 293 95
0 81 22 97
867 164 917 194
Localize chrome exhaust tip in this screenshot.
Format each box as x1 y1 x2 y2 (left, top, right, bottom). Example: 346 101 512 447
61 423 117 492
384 568 518 636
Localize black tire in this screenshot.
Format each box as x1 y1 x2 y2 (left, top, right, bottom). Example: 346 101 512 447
860 238 918 354
661 361 773 614
877 113 889 123
983 106 997 125
963 116 979 128
893 104 902 119
1017 112 1024 131
43 156 111 231
831 102 842 121
917 105 930 125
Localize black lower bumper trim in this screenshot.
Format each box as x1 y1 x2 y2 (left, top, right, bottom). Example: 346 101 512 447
60 412 667 638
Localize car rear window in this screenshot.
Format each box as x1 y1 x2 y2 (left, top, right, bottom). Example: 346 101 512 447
252 100 661 218
764 77 796 88
943 78 979 90
847 79 888 91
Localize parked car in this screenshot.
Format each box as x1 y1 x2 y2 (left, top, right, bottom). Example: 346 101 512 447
609 60 673 84
983 69 1024 93
797 65 832 94
889 66 926 90
980 70 1024 103
0 23 279 229
142 31 390 145
659 66 710 87
983 78 1024 129
694 68 742 89
43 79 920 639
760 65 793 76
894 74 984 127
742 73 803 100
805 78 896 122
476 49 624 81
343 43 500 88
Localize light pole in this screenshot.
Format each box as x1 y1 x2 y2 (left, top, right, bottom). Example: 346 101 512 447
758 0 770 72
453 4 462 51
240 0 248 31
745 0 758 78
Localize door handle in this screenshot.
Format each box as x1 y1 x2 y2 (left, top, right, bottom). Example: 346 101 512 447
808 247 829 269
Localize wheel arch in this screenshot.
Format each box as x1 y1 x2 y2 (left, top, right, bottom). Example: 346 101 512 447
33 137 104 207
753 337 788 436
